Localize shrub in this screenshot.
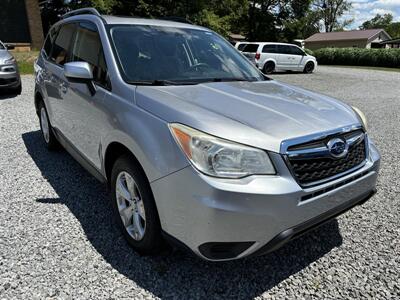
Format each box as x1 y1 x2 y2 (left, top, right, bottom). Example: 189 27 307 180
314 48 400 68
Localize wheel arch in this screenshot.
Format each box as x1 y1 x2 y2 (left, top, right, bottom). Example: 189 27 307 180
103 141 149 188
34 90 44 116
262 58 277 69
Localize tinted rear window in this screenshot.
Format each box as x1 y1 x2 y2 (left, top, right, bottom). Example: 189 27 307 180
237 43 248 51
50 23 76 66
277 45 291 54
242 44 259 53
262 45 277 53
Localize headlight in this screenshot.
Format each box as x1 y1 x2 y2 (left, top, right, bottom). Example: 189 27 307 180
169 123 275 178
4 57 16 64
352 106 368 130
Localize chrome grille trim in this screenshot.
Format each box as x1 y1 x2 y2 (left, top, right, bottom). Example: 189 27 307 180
281 126 368 187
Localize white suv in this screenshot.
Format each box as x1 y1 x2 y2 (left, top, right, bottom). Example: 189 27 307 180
238 42 317 74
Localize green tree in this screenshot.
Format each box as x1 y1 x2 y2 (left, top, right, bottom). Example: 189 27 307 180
313 0 353 32
360 13 400 38
281 0 320 41
386 22 400 38
360 13 393 30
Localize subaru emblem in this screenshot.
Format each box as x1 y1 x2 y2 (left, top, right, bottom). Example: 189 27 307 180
327 138 349 158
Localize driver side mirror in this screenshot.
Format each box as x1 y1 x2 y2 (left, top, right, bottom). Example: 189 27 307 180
64 61 96 96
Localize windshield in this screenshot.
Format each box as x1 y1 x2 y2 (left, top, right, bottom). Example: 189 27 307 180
109 25 264 84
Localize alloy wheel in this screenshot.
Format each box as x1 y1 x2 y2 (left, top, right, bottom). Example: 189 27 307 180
40 107 50 143
115 171 146 241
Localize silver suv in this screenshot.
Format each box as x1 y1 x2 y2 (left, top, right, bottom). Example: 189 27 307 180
34 8 380 261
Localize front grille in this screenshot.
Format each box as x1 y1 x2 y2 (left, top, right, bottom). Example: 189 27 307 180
286 131 367 186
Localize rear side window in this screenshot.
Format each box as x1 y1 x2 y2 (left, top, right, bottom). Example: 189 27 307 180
42 26 58 58
262 45 277 53
50 23 76 66
242 44 259 53
276 45 292 55
71 22 108 88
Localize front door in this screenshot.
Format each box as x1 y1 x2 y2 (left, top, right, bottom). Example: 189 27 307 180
62 21 110 169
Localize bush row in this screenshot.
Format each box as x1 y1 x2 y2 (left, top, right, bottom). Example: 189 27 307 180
314 48 400 68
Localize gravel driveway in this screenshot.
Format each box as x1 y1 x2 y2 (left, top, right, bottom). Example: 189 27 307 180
1 66 399 299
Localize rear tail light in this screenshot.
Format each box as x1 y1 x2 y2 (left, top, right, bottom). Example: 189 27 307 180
255 52 260 60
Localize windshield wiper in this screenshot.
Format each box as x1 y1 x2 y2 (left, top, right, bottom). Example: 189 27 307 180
212 77 251 82
127 79 199 86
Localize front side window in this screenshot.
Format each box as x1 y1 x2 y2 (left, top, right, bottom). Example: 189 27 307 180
0 42 5 50
290 46 305 56
71 22 108 87
50 23 76 66
109 25 264 84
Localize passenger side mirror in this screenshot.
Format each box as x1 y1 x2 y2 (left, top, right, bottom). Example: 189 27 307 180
64 61 96 95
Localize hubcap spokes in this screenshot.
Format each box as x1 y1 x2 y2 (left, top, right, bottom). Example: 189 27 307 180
115 171 146 241
40 108 50 143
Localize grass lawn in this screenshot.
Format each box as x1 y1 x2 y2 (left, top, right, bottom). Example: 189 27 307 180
324 65 400 73
12 51 39 75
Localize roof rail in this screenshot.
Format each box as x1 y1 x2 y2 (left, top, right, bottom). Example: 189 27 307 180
62 7 101 19
160 16 193 24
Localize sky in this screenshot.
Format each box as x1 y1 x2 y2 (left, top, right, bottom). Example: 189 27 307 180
346 0 400 29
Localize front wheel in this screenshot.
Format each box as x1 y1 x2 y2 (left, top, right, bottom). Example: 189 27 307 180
303 62 315 74
110 155 164 254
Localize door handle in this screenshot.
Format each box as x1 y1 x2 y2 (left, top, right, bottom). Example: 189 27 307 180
59 82 68 94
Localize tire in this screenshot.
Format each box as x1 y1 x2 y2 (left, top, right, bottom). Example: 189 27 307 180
263 61 275 74
110 154 164 254
14 84 22 95
303 61 315 74
38 100 60 150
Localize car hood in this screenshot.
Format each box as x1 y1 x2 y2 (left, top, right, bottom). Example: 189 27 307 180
136 80 360 153
0 50 13 64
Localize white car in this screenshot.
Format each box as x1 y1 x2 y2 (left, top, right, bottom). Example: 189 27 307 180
237 42 317 74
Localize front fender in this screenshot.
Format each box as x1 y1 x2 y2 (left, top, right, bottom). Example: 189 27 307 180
101 108 189 183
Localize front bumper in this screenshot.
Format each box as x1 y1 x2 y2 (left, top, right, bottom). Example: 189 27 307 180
0 63 21 88
151 142 380 261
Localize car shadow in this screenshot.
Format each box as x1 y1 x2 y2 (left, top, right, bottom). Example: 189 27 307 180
270 71 305 76
22 130 343 299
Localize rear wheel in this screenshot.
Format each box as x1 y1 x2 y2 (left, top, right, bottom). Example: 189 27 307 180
263 61 275 74
38 101 60 150
303 62 315 74
110 155 164 254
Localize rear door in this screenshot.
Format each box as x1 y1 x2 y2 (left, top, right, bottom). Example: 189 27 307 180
241 43 259 64
275 45 293 68
260 44 277 64
43 22 76 131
